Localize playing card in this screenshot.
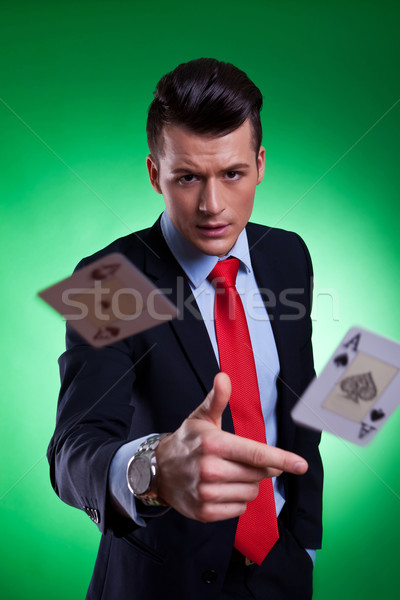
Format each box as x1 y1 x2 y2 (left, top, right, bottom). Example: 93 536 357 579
38 253 178 347
291 327 400 445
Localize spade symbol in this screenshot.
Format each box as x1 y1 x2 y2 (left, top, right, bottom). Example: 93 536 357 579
340 372 377 403
334 353 348 367
106 326 119 337
370 408 385 422
91 263 121 280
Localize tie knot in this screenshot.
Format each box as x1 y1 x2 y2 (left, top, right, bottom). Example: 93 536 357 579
208 257 240 289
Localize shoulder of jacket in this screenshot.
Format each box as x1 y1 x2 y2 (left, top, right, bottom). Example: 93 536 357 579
246 221 303 247
75 223 157 270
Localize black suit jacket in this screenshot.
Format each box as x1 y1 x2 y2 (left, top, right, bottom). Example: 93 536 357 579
47 219 323 599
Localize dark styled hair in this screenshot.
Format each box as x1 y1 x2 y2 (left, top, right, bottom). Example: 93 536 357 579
146 58 263 163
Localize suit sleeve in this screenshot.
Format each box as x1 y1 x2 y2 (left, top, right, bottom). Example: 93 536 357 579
47 321 140 537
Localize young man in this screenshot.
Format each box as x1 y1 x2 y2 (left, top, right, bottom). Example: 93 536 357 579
48 58 323 599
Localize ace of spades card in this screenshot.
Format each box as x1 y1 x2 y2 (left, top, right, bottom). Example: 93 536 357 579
38 252 178 347
291 327 400 445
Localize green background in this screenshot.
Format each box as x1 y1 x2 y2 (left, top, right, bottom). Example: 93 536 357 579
1 0 399 598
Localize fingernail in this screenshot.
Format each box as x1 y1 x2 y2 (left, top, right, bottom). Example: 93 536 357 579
294 461 306 474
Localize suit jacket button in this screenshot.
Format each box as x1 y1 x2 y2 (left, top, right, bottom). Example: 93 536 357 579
84 506 100 524
202 570 218 584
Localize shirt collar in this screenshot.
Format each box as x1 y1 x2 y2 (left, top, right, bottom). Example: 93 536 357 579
160 211 252 288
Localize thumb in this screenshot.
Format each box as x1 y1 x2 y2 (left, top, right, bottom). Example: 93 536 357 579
189 372 231 428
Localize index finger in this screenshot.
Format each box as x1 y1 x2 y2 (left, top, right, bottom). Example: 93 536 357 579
216 431 308 475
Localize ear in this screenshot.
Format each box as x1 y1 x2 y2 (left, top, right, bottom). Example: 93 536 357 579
146 154 163 194
256 146 265 185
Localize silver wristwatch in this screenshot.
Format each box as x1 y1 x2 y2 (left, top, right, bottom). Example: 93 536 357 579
126 433 170 506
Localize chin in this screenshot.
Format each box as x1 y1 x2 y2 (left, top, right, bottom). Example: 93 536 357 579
198 241 232 257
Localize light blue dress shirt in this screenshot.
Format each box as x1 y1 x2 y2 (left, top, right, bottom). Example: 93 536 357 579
108 212 315 564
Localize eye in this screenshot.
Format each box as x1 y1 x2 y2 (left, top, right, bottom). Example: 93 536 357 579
225 171 241 180
178 174 198 184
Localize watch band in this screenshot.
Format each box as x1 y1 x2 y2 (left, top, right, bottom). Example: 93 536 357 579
137 433 170 455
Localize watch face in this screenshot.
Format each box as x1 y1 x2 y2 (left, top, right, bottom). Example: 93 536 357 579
128 456 152 496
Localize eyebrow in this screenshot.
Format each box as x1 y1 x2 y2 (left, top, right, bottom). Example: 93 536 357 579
171 163 251 175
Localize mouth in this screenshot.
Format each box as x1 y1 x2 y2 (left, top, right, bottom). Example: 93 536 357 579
197 223 230 237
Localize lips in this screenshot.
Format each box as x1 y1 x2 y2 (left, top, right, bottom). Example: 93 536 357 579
197 223 230 237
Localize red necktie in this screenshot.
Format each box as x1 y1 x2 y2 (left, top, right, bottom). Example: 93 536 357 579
208 257 279 565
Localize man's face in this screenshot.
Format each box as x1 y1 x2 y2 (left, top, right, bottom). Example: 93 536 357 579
147 119 265 257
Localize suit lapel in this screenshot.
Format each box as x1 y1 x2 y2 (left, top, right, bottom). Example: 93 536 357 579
247 228 287 368
142 220 220 399
247 225 296 449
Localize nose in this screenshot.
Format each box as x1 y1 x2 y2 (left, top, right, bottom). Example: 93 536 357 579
198 179 224 215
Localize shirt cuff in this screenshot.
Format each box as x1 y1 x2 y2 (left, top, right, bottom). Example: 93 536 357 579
109 435 169 526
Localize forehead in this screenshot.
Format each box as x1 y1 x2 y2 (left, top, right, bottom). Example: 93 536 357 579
159 119 255 170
